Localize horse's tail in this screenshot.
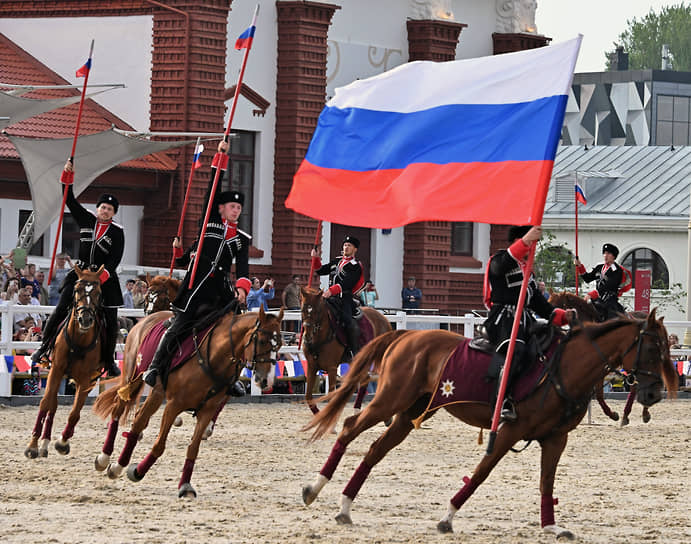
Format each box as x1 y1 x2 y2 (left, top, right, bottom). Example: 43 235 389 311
302 329 409 441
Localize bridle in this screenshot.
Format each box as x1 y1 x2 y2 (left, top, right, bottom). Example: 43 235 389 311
72 280 101 331
145 285 171 315
301 297 335 357
242 316 282 372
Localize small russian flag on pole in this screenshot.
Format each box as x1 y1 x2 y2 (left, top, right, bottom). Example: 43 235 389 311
575 180 587 205
235 25 256 50
75 58 92 78
192 143 204 170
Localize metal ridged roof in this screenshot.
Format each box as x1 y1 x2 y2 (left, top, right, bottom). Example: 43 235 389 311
545 146 691 217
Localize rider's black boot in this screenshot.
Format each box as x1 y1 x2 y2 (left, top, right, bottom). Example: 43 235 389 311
102 308 121 377
343 321 360 363
229 381 246 397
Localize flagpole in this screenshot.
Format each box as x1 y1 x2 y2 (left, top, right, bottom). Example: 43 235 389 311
169 137 202 276
486 242 537 455
47 39 94 287
188 4 259 289
574 174 580 295
307 220 322 288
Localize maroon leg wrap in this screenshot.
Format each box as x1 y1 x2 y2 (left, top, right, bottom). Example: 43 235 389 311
61 421 76 441
178 458 195 488
353 386 367 409
309 403 320 415
137 453 157 476
450 476 479 510
118 431 139 466
597 396 615 418
623 384 637 416
320 440 346 480
212 399 226 424
32 409 47 437
541 495 558 527
343 461 372 500
41 411 55 440
103 419 119 455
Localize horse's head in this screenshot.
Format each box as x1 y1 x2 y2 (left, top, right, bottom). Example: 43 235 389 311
549 291 600 323
73 264 104 331
242 306 284 390
300 286 327 343
623 309 678 407
145 275 180 314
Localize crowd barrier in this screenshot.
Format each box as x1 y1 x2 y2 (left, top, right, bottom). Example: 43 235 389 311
2 303 690 397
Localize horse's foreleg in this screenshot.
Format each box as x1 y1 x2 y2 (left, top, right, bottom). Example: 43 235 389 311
438 426 521 533
178 403 217 498
621 384 638 427
108 385 164 479
127 398 180 483
595 383 618 421
538 432 573 539
305 369 319 415
336 413 414 525
352 383 368 413
203 396 228 440
26 370 62 458
55 384 91 455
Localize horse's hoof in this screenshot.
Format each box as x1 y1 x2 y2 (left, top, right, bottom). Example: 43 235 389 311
178 483 197 498
543 525 574 540
610 411 620 422
24 447 38 459
107 463 124 480
642 411 651 423
302 485 317 506
54 440 70 455
437 520 453 533
94 453 110 472
384 418 393 427
38 447 48 458
173 415 183 427
335 513 352 525
620 415 630 427
127 464 144 482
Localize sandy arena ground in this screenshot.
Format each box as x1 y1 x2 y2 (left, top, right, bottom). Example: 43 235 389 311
0 398 689 544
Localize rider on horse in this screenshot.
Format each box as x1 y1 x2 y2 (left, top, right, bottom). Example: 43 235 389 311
575 243 626 321
143 140 251 391
483 225 574 422
310 235 365 362
32 160 123 377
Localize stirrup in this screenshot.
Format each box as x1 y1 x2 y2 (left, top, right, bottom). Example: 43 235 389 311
500 399 517 422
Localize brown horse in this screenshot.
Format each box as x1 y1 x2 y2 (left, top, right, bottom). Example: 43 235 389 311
301 310 677 537
93 306 283 497
144 274 180 315
549 291 650 425
300 287 392 414
25 265 108 459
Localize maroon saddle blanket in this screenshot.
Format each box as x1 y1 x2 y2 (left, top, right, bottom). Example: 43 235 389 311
412 337 551 428
326 307 375 349
136 319 214 374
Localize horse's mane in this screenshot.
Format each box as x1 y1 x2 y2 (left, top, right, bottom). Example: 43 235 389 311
581 316 642 340
549 291 600 322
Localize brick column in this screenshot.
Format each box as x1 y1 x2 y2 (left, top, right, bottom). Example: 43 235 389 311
403 19 466 313
492 32 551 55
271 1 340 288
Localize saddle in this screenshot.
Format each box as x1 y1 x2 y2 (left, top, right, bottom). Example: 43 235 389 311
324 298 373 349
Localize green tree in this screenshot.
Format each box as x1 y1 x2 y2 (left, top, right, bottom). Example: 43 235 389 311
533 232 575 293
606 3 691 71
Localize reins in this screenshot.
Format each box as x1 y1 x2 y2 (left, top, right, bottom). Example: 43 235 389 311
62 280 102 364
302 297 336 360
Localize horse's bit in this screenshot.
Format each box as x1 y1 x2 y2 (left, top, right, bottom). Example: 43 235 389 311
242 318 281 372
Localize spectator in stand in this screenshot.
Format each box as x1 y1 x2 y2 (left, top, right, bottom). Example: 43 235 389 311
34 269 49 305
4 278 20 303
360 280 379 307
48 253 73 306
246 277 275 311
20 263 40 299
538 281 550 301
401 276 422 312
122 278 136 309
282 274 301 310
132 279 148 310
14 287 42 334
0 253 18 288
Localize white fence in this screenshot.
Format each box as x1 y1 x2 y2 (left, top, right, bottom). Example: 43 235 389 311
2 303 689 397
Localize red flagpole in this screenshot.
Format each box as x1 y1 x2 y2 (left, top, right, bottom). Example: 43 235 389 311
575 177 579 296
486 242 537 455
306 220 322 288
47 39 94 287
169 137 202 276
188 5 259 289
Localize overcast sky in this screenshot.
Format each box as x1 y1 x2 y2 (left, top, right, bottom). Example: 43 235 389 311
535 0 677 72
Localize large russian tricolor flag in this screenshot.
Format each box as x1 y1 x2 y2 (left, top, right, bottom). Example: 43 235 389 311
286 36 582 227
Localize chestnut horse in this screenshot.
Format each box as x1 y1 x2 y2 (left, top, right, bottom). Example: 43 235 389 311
300 287 392 414
144 274 180 315
93 306 283 497
549 291 650 425
301 310 677 538
25 265 108 459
